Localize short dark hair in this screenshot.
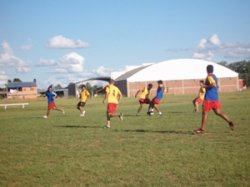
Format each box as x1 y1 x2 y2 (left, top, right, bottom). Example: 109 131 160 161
207 65 214 73
200 80 204 83
109 79 115 84
148 83 153 89
157 80 163 84
81 84 86 88
47 84 53 92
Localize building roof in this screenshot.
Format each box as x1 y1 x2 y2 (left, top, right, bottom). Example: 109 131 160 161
7 82 36 88
116 59 238 82
115 65 150 81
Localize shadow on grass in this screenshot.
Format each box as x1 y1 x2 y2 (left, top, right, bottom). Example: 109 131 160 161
56 125 194 135
56 125 102 129
115 129 194 135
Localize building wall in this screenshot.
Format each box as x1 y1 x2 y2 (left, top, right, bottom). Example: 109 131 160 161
115 80 128 96
7 86 38 99
124 77 239 97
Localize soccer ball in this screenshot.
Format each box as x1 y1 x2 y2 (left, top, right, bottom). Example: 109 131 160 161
147 109 154 116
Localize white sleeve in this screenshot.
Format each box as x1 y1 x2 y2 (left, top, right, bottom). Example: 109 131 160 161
52 91 57 97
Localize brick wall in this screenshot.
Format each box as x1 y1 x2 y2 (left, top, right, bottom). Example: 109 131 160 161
7 86 38 99
123 77 239 97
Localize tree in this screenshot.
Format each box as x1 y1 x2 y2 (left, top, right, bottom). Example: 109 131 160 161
13 78 22 82
220 60 250 87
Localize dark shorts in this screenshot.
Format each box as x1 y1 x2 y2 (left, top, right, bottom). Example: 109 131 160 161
139 98 150 104
77 102 86 108
203 100 222 112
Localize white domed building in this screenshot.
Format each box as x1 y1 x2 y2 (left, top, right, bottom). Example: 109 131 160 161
114 59 239 97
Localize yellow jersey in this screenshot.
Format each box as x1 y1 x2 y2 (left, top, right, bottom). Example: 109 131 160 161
198 87 206 100
80 89 90 102
105 84 122 104
139 87 149 99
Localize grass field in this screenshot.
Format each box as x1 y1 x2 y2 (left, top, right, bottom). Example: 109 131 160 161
0 90 249 187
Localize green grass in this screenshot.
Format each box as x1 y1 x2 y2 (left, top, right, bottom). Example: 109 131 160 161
0 91 249 187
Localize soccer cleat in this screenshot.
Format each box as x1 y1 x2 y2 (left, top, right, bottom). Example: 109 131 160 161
43 115 48 119
119 113 124 121
158 112 162 116
104 125 110 128
62 110 65 115
229 121 235 130
194 128 204 134
80 110 86 117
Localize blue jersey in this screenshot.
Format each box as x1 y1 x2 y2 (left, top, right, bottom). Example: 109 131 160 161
155 85 165 99
205 74 219 101
46 91 57 103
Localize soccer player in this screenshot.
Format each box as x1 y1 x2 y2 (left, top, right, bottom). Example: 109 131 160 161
135 83 153 116
43 85 64 119
147 80 166 116
195 65 235 134
77 84 90 117
103 79 123 128
192 80 206 112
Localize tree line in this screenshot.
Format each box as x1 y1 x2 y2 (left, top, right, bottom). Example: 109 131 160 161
219 60 250 87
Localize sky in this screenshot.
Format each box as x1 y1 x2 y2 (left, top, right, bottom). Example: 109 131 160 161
0 0 250 88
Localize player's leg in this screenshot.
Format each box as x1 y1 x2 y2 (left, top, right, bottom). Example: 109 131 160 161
195 111 208 133
105 110 111 128
54 107 65 114
44 104 51 118
147 99 155 115
192 98 196 110
137 103 143 115
213 109 235 130
43 109 50 118
154 104 162 115
80 102 86 116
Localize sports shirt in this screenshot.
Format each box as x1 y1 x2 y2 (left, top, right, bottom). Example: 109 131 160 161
105 84 122 104
205 74 219 101
80 89 90 102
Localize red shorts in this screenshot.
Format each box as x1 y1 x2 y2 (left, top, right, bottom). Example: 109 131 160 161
152 98 161 104
107 103 118 114
195 97 203 104
139 98 150 104
48 102 56 110
203 100 222 112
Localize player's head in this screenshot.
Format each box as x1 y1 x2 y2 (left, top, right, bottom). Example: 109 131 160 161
109 79 115 85
47 84 53 92
207 65 214 73
81 84 86 89
147 83 153 90
157 80 163 87
199 80 204 85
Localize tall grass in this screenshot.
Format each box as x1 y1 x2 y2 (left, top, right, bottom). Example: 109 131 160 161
0 91 249 186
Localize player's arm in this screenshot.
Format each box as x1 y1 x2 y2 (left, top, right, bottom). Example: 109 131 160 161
135 90 140 98
117 92 122 102
204 76 216 88
165 86 169 94
103 87 108 104
52 91 57 98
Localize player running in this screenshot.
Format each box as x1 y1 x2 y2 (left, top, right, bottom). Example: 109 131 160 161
43 85 64 119
147 80 166 116
195 65 235 134
135 83 153 116
103 79 123 128
192 80 206 112
77 84 90 117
